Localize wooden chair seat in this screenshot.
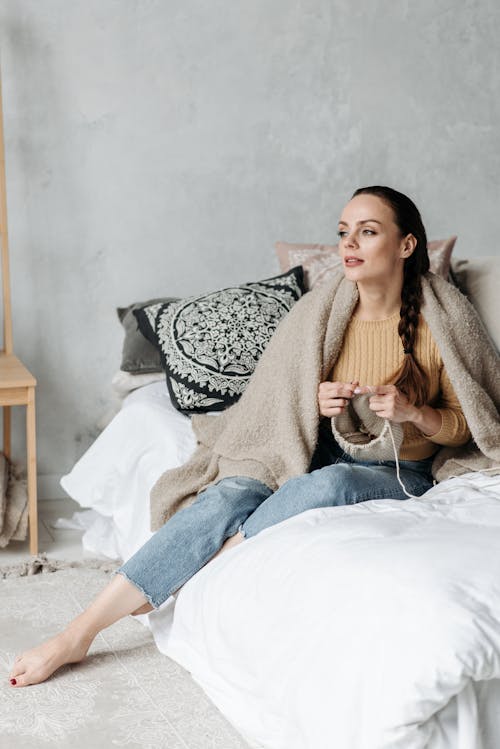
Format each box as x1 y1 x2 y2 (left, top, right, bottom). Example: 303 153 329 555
0 353 37 389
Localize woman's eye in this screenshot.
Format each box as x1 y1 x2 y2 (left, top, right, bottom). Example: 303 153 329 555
337 229 376 238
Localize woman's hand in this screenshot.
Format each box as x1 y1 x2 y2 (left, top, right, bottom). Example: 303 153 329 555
355 384 417 423
318 380 359 417
354 384 443 435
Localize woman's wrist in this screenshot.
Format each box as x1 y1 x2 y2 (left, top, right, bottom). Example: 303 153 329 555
408 404 443 437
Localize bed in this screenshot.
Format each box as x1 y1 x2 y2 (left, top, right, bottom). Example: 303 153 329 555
60 252 500 749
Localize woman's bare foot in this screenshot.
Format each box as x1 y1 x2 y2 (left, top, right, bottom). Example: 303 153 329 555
8 627 93 688
8 573 154 687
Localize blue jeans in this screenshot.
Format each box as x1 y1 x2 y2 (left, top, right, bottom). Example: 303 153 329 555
117 430 433 608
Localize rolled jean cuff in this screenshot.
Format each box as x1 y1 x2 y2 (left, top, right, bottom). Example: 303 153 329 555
112 568 160 610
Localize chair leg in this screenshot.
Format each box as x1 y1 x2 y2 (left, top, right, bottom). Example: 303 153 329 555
3 404 11 459
26 387 38 556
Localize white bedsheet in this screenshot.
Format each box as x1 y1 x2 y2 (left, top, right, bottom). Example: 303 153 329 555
61 382 500 749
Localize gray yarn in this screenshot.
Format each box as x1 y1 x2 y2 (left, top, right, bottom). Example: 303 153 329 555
331 393 404 462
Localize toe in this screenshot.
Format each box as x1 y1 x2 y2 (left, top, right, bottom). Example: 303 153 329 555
10 671 30 687
9 660 26 679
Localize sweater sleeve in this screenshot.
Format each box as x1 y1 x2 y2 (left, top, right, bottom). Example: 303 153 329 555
426 367 471 446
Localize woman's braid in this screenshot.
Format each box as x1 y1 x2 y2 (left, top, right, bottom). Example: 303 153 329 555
393 267 429 406
398 274 421 355
352 186 431 407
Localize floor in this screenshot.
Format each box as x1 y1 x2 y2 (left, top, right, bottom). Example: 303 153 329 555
1 563 251 749
0 497 90 565
0 501 254 749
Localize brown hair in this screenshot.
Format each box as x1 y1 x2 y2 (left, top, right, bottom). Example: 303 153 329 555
351 186 430 407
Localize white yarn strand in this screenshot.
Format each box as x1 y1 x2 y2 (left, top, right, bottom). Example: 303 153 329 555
386 420 419 499
387 421 500 497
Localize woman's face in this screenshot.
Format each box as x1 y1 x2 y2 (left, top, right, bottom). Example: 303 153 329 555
337 194 415 284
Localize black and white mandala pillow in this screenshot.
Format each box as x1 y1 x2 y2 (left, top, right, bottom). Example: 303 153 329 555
134 266 306 413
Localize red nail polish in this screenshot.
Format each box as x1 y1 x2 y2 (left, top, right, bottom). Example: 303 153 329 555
10 678 16 685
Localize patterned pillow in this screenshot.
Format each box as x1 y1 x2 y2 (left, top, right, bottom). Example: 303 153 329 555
275 236 457 290
134 267 306 413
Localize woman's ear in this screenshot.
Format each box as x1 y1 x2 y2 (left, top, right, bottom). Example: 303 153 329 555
400 233 417 258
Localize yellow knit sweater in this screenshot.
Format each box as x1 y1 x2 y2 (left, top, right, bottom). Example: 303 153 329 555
331 312 471 460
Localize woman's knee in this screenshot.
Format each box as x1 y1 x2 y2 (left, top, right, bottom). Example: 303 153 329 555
320 462 368 504
191 476 271 520
286 463 354 506
310 462 353 490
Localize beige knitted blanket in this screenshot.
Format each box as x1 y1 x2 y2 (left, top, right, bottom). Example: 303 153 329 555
150 272 500 530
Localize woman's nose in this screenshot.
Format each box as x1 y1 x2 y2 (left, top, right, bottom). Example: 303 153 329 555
344 233 358 248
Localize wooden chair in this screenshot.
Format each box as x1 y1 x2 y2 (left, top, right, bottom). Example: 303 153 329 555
0 71 38 555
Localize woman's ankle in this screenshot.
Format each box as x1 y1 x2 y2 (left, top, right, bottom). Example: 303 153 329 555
63 618 98 648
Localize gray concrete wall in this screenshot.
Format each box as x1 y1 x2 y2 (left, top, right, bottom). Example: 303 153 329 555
0 0 498 496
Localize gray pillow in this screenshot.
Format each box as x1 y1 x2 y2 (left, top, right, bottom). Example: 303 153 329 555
117 297 178 373
450 257 499 353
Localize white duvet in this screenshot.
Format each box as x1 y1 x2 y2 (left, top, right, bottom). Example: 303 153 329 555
61 382 500 749
150 473 500 749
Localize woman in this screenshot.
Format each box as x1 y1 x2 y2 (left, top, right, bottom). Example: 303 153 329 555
8 186 479 687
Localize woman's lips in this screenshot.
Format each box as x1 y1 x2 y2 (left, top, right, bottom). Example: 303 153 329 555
344 257 364 266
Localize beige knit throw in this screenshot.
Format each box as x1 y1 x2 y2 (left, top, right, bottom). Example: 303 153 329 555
0 452 28 548
150 272 500 531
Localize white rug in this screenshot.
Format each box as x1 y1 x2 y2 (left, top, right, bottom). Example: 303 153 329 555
0 565 250 749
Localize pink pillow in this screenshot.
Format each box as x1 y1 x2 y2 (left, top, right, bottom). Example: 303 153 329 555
275 237 457 290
